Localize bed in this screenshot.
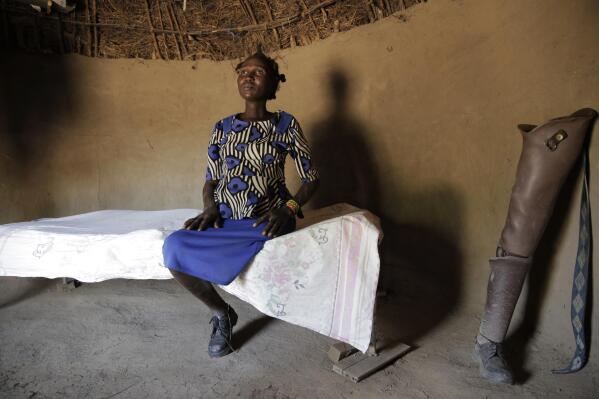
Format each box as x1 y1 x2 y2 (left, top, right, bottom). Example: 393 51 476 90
0 203 381 352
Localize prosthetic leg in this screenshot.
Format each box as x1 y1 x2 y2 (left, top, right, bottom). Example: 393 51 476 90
475 108 597 384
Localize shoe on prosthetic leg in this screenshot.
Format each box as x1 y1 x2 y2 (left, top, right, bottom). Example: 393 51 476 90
474 335 513 385
208 305 238 358
475 253 532 384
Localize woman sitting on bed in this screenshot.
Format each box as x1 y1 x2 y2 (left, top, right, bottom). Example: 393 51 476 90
162 50 319 358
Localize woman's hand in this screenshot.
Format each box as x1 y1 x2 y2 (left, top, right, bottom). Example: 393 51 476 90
183 205 223 230
253 206 294 238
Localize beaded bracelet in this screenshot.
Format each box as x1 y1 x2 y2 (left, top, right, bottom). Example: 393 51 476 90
285 199 300 215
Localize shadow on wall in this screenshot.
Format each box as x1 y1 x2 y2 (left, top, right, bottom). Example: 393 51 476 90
0 51 79 221
309 67 463 345
377 189 464 345
309 68 382 213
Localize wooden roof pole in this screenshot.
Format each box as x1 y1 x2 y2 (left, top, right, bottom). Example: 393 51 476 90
261 0 280 47
143 0 162 59
162 1 183 60
156 1 170 59
300 0 321 40
83 0 91 56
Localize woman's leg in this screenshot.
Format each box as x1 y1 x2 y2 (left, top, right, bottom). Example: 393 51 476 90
169 269 228 316
170 269 238 357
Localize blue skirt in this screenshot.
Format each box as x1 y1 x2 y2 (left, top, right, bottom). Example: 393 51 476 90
162 218 295 285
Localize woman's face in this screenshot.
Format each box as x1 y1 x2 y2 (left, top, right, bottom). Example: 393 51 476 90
236 57 274 101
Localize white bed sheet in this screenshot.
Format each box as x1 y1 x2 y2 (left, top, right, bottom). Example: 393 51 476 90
0 204 381 352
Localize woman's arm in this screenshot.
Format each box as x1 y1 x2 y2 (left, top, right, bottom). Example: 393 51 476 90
184 120 226 231
293 179 319 208
184 180 224 230
253 179 319 237
202 180 219 210
255 116 320 237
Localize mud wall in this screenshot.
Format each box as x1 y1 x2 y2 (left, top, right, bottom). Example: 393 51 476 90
2 0 598 366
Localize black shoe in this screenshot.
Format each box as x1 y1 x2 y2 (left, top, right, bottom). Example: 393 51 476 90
208 305 238 358
473 338 514 384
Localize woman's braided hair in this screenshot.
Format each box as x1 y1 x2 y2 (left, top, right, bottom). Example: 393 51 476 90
236 47 286 100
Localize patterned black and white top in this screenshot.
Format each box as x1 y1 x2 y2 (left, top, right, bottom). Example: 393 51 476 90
205 111 319 220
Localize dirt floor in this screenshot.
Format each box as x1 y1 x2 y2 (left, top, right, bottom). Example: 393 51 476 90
0 277 596 399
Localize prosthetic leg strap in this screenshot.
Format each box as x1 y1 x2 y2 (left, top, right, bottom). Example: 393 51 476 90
553 150 591 374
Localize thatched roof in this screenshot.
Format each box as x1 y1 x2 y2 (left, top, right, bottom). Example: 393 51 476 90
0 0 425 61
